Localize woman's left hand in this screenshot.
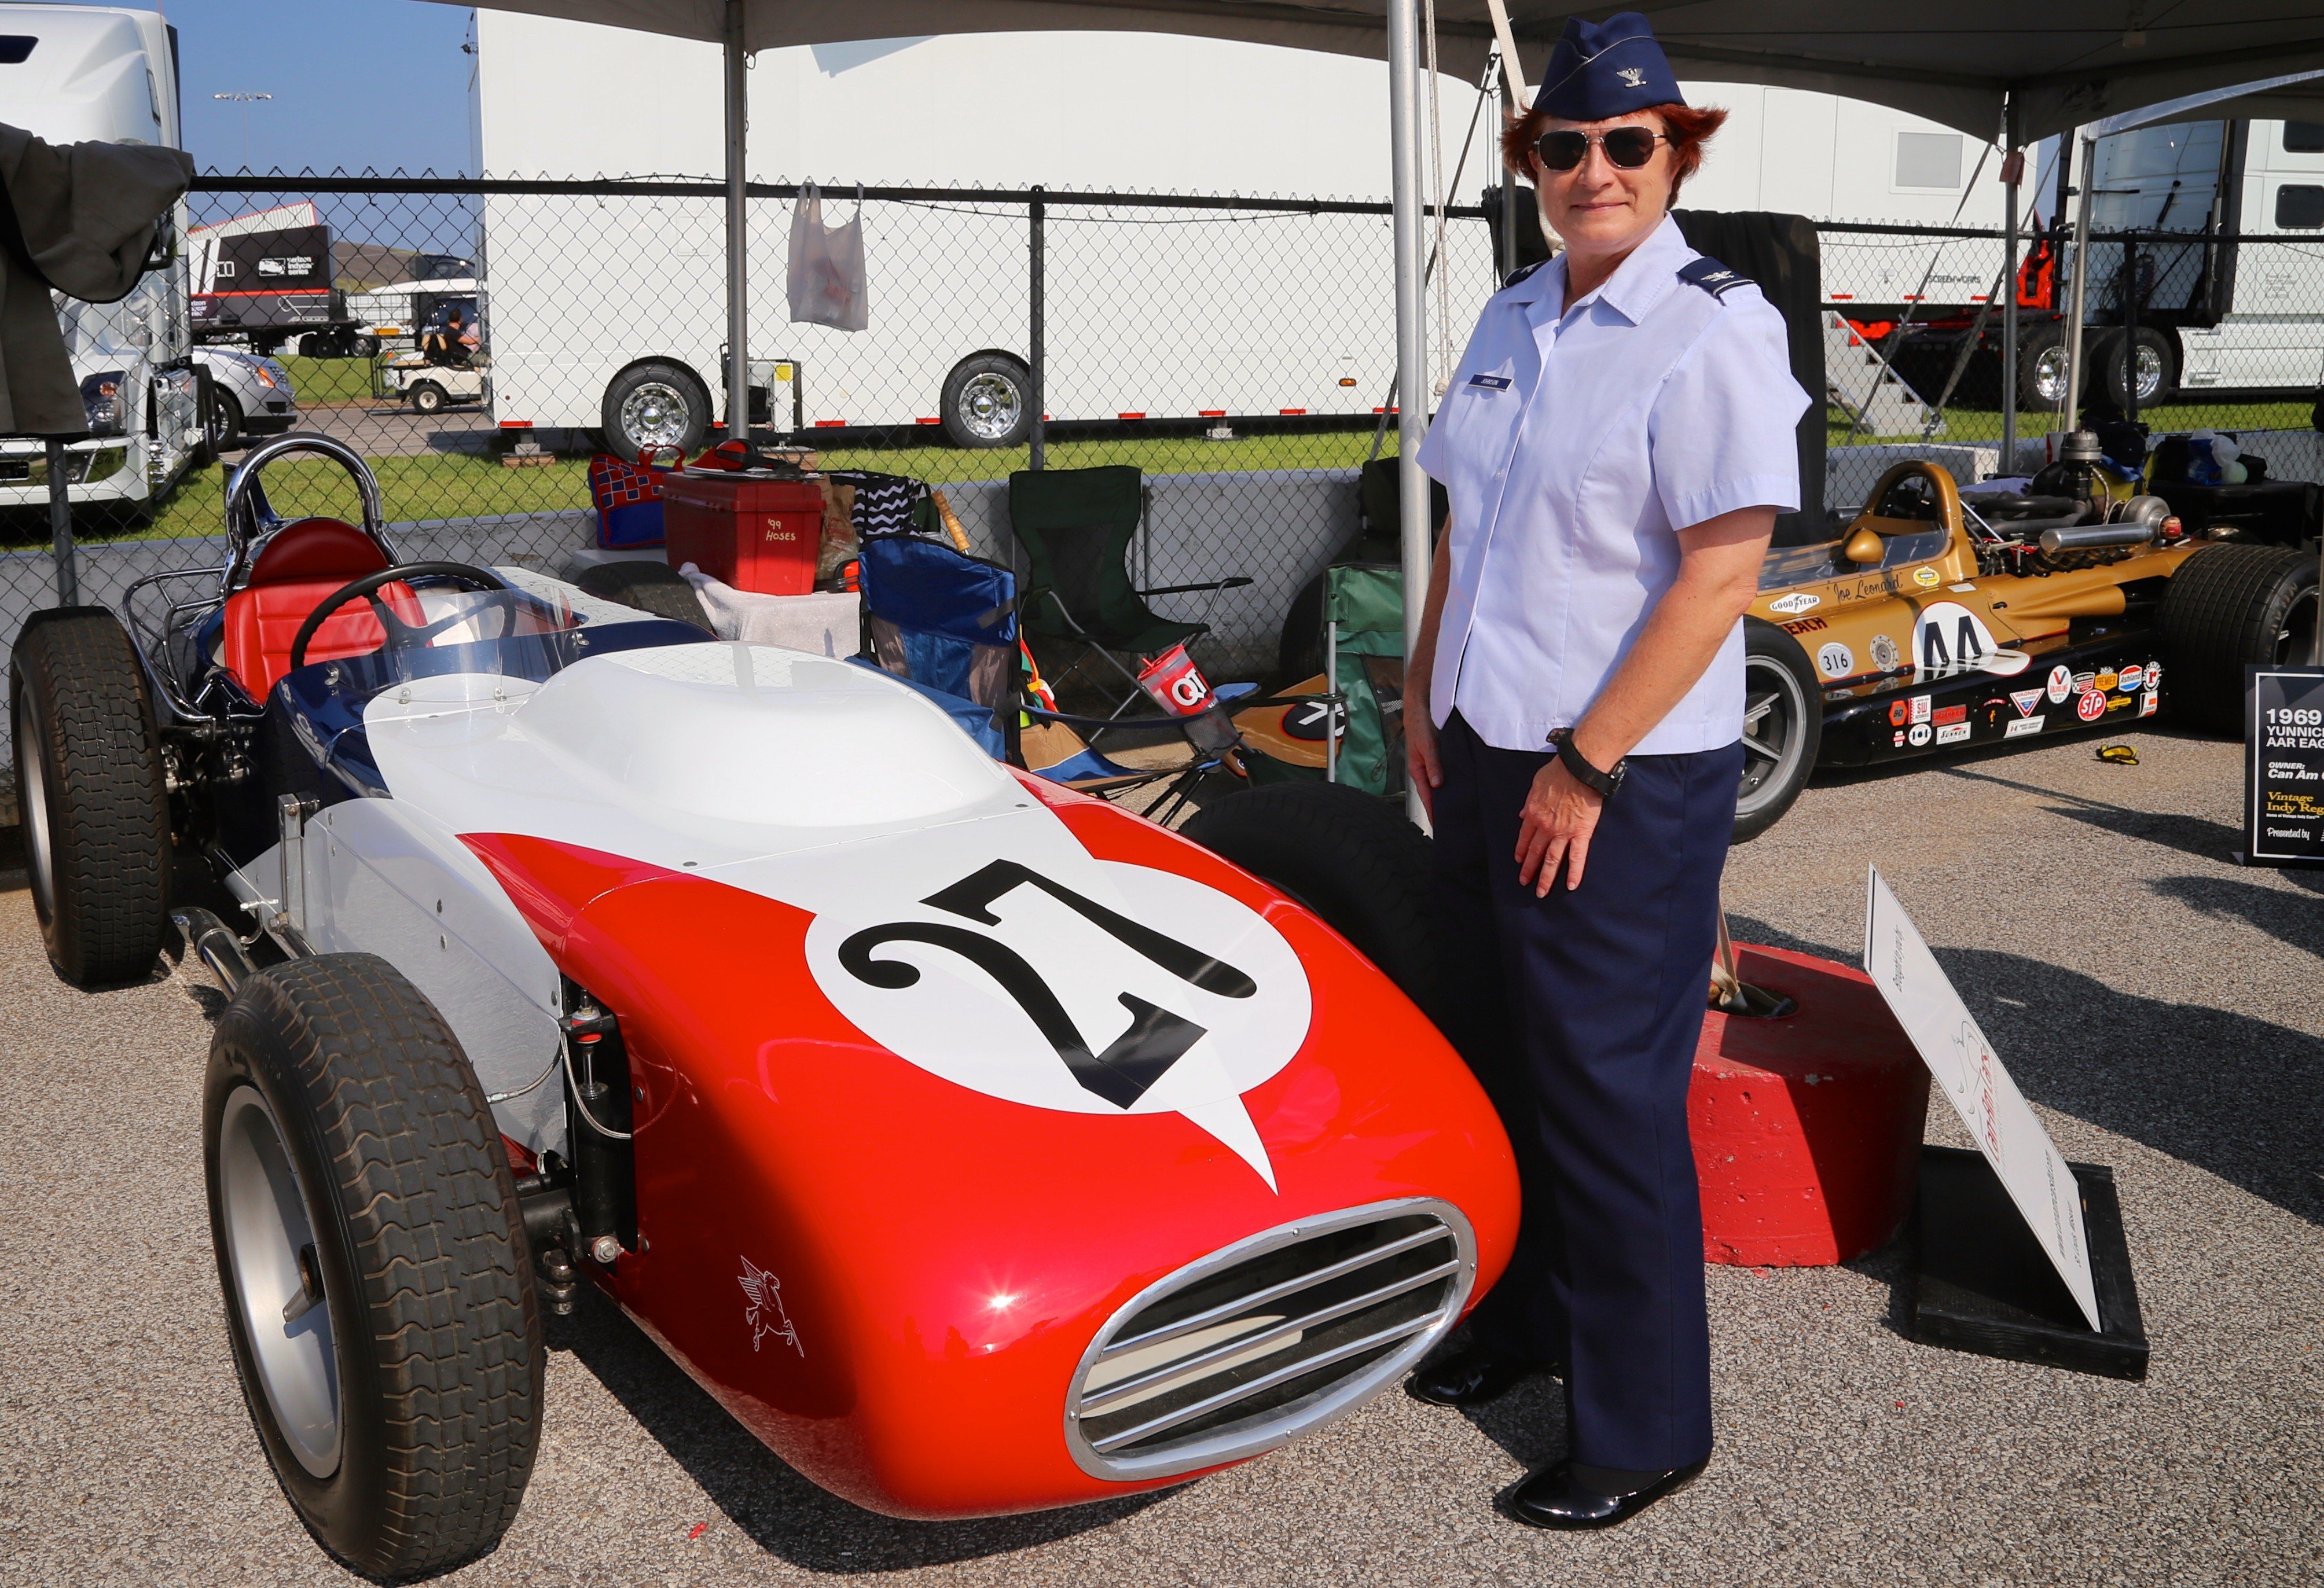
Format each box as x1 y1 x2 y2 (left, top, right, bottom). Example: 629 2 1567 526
1514 758 1604 896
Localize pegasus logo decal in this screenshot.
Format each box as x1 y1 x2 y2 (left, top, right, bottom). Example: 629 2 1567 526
738 1255 804 1356
1616 67 1646 87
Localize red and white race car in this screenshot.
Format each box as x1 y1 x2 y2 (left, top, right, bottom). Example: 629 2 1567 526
12 435 1518 1578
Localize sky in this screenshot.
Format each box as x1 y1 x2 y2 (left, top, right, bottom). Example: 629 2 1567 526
138 0 476 175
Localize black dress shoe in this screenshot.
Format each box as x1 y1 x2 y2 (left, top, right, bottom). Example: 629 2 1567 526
1506 1457 1708 1530
1405 1344 1544 1406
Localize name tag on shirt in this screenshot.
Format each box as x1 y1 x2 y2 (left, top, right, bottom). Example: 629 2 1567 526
1467 373 1512 391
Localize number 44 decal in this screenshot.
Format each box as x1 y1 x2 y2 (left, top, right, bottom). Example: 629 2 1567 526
1912 600 2030 681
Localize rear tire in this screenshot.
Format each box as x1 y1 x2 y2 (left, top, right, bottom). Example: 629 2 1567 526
601 361 711 460
205 954 541 1580
409 381 447 416
10 608 170 986
2095 326 2175 410
1734 617 1822 843
2016 323 2069 413
573 558 714 631
1180 781 1435 1010
2160 543 2321 732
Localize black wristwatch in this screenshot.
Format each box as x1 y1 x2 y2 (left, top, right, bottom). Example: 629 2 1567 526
1548 727 1626 800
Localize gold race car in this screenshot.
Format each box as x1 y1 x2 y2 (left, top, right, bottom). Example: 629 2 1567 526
1234 447 2319 841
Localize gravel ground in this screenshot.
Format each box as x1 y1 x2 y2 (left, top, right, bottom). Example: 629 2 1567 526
2 723 2320 1586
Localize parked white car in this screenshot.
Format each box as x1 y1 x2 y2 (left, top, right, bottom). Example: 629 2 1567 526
192 348 299 453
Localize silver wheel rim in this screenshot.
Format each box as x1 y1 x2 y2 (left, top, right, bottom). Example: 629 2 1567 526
1738 655 1810 817
618 380 694 450
955 371 1023 442
2129 343 2164 401
218 1085 342 1479
14 689 56 922
2032 345 2069 405
2274 587 2321 666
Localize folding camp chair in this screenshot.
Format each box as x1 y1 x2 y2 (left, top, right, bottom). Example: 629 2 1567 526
1007 465 1251 715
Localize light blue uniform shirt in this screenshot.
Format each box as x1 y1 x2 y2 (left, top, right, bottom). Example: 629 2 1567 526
1415 215 1809 756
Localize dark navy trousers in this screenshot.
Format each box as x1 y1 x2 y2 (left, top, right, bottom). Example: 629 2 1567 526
1431 711 1738 1472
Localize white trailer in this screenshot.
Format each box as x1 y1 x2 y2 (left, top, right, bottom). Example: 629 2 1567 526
0 5 203 519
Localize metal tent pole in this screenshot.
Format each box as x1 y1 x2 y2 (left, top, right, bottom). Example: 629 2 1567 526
1499 72 1518 280
47 439 76 605
722 0 750 443
1999 97 2020 473
2061 131 2096 430
1388 0 1431 827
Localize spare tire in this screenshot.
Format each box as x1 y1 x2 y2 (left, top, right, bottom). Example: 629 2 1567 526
2160 543 2320 733
1179 781 1434 1012
572 559 714 632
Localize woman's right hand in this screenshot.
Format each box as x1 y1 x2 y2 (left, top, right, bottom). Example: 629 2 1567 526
1406 692 1442 818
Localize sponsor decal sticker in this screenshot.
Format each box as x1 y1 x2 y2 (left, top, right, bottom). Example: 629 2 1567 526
1936 721 1971 744
1912 600 2031 680
2076 690 2106 723
738 1256 805 1357
2117 664 2145 692
1949 582 1978 593
2011 688 2044 716
2106 693 2134 713
1870 633 1901 672
1893 730 1907 746
1818 642 1855 678
1910 694 1932 724
1908 722 1933 747
1769 591 1820 615
1933 704 1968 726
1914 567 1941 588
2046 664 2072 705
2140 691 2158 717
1783 615 1829 635
2072 671 2096 693
2095 670 2118 692
2005 715 2044 738
1889 700 1910 727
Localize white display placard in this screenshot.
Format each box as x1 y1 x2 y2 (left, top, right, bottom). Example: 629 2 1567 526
1863 867 2100 1330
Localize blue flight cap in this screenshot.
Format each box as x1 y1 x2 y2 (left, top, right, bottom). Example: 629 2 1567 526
1533 12 1685 122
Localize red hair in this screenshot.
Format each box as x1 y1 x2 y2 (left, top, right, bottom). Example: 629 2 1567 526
1501 101 1728 205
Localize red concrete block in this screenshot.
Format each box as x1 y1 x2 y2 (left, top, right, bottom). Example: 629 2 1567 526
1690 944 1929 1267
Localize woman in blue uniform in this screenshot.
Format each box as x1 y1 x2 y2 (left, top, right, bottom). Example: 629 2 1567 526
1404 13 1809 1530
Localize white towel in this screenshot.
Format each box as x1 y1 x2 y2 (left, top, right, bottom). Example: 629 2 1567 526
678 564 860 657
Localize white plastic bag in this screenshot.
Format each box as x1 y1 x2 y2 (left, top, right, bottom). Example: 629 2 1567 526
786 183 868 332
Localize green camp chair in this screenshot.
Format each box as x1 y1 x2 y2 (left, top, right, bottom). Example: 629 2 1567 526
1007 465 1252 710
1320 563 1408 797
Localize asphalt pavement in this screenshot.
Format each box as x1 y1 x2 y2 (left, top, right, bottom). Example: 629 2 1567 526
2 724 2320 1586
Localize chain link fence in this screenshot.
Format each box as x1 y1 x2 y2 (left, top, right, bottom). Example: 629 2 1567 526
8 175 2324 775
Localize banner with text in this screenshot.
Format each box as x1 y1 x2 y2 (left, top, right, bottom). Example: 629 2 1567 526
2246 666 2324 866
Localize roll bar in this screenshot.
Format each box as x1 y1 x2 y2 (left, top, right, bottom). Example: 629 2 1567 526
221 432 399 590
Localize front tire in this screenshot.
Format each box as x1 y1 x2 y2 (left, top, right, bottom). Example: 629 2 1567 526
2161 544 2321 732
10 608 170 986
601 361 711 460
205 954 542 1580
1734 616 1822 843
940 353 1034 449
1180 781 1435 1010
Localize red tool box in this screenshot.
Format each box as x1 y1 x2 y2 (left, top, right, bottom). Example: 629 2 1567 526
661 470 826 596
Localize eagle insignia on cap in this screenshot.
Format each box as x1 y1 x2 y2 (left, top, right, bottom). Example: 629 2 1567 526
1616 67 1646 87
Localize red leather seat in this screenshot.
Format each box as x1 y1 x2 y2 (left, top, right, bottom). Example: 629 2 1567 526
220 519 421 699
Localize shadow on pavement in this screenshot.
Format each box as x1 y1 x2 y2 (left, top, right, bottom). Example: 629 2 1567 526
549 1290 1172 1572
1934 760 2246 869
2147 872 2324 958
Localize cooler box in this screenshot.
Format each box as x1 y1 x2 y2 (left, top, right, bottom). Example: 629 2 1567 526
662 470 826 596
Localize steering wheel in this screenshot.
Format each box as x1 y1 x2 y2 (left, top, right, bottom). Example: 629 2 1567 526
289 561 515 674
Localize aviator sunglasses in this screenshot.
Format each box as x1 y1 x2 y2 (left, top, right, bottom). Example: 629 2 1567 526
1534 127 1669 172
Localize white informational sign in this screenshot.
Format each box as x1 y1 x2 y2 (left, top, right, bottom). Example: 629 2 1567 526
1863 867 2100 1329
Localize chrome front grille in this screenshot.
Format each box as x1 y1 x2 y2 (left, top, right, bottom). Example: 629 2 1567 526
1065 1198 1475 1480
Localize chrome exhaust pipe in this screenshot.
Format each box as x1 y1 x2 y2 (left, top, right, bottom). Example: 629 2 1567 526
174 907 260 993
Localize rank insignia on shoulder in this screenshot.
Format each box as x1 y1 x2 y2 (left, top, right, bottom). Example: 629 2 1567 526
1679 256 1753 299
1501 258 1551 290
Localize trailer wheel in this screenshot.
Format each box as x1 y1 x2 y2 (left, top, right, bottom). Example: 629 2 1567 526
2094 328 2175 410
2160 543 2320 732
10 608 171 987
353 334 381 359
206 954 541 1580
2017 324 2069 411
409 381 448 416
298 333 327 359
573 558 714 631
601 362 710 460
940 354 1034 449
1735 616 1822 843
1180 781 1435 1012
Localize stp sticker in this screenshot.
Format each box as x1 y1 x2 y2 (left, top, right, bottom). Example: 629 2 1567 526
1818 642 1854 678
2046 664 2072 705
1908 722 1933 747
2005 716 2044 738
1889 699 1910 727
2011 688 2043 716
1912 601 2030 681
1910 694 1932 723
1769 591 1820 615
1935 722 1971 744
1933 704 1968 726
807 851 1313 1189
1870 633 1901 672
2117 664 2145 692
1914 567 1941 588
2076 690 2106 723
